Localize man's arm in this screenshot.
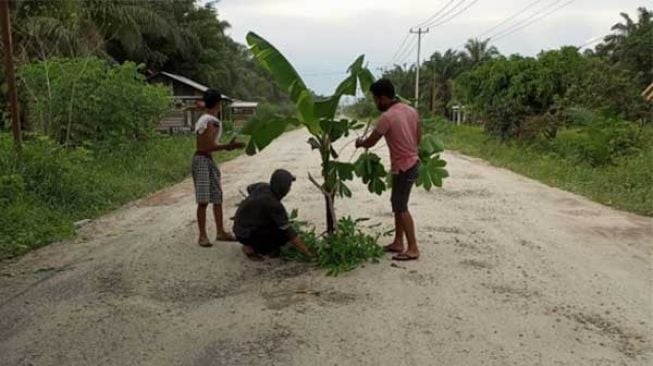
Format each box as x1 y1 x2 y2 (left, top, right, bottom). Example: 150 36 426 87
289 236 314 258
268 202 314 258
355 130 383 149
212 136 245 152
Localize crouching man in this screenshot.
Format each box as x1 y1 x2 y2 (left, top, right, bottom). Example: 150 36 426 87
234 169 313 261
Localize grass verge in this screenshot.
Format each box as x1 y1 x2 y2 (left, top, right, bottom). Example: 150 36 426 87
442 125 653 216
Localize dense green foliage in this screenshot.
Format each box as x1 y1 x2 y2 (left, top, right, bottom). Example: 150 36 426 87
20 57 170 145
432 119 653 216
379 7 651 134
457 46 650 139
282 215 386 276
0 133 241 258
3 0 287 113
243 32 448 232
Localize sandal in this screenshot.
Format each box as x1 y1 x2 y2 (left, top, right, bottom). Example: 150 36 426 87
392 253 419 261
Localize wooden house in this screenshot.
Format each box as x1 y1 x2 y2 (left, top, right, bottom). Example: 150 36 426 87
230 100 259 126
147 72 232 133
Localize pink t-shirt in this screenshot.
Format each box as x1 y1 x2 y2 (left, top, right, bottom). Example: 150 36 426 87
374 103 420 173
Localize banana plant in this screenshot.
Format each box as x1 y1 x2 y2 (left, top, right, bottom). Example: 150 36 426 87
243 32 448 234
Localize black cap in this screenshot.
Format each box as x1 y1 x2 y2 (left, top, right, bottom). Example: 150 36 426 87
203 88 222 109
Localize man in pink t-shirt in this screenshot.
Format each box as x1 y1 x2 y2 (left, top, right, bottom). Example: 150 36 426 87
356 79 422 261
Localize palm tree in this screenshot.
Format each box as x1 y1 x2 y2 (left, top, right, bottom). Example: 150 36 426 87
596 7 652 87
461 38 499 68
600 7 651 54
423 49 462 114
11 0 184 61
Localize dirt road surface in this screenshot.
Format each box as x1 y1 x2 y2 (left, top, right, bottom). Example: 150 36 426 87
1 129 651 366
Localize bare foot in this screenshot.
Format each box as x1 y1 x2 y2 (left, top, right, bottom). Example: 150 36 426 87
242 246 264 261
383 243 404 253
216 232 237 242
198 237 213 247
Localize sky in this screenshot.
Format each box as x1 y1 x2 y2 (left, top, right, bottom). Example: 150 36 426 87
216 0 649 96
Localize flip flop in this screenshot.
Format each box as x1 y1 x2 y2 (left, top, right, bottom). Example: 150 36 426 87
392 253 419 261
216 233 237 242
383 244 404 253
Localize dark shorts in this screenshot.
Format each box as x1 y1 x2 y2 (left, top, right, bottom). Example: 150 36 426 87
391 163 419 213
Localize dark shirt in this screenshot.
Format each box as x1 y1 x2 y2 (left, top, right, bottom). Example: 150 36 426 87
233 183 297 241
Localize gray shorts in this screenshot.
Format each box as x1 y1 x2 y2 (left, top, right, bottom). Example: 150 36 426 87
191 154 222 204
391 163 419 213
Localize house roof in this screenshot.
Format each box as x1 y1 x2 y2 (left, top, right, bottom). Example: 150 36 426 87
230 101 259 108
148 72 233 101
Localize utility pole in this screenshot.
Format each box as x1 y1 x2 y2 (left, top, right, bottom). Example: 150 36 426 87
0 0 21 151
410 27 428 109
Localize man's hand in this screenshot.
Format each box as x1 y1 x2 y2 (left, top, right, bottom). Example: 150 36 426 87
355 131 383 149
291 236 315 259
227 137 246 150
355 137 364 149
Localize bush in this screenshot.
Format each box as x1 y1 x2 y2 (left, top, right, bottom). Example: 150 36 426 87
548 118 641 167
282 215 386 276
20 57 170 146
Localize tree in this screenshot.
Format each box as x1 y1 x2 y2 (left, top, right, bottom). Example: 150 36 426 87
461 38 499 68
597 7 652 89
6 0 288 107
242 33 448 233
423 49 463 115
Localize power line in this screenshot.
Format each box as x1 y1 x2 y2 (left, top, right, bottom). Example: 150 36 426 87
392 35 418 66
422 0 481 29
487 0 562 40
388 32 411 65
396 39 419 65
451 0 562 50
416 0 465 28
492 0 577 42
387 0 463 67
576 35 603 49
476 0 543 39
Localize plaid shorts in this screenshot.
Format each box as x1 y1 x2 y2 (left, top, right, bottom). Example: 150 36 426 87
191 154 222 204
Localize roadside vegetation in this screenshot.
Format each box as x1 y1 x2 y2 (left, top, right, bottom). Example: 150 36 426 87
348 7 652 216
0 1 268 258
428 117 653 216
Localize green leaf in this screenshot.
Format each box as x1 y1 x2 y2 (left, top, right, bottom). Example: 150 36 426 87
245 140 257 156
246 32 319 132
358 68 375 94
348 55 365 74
